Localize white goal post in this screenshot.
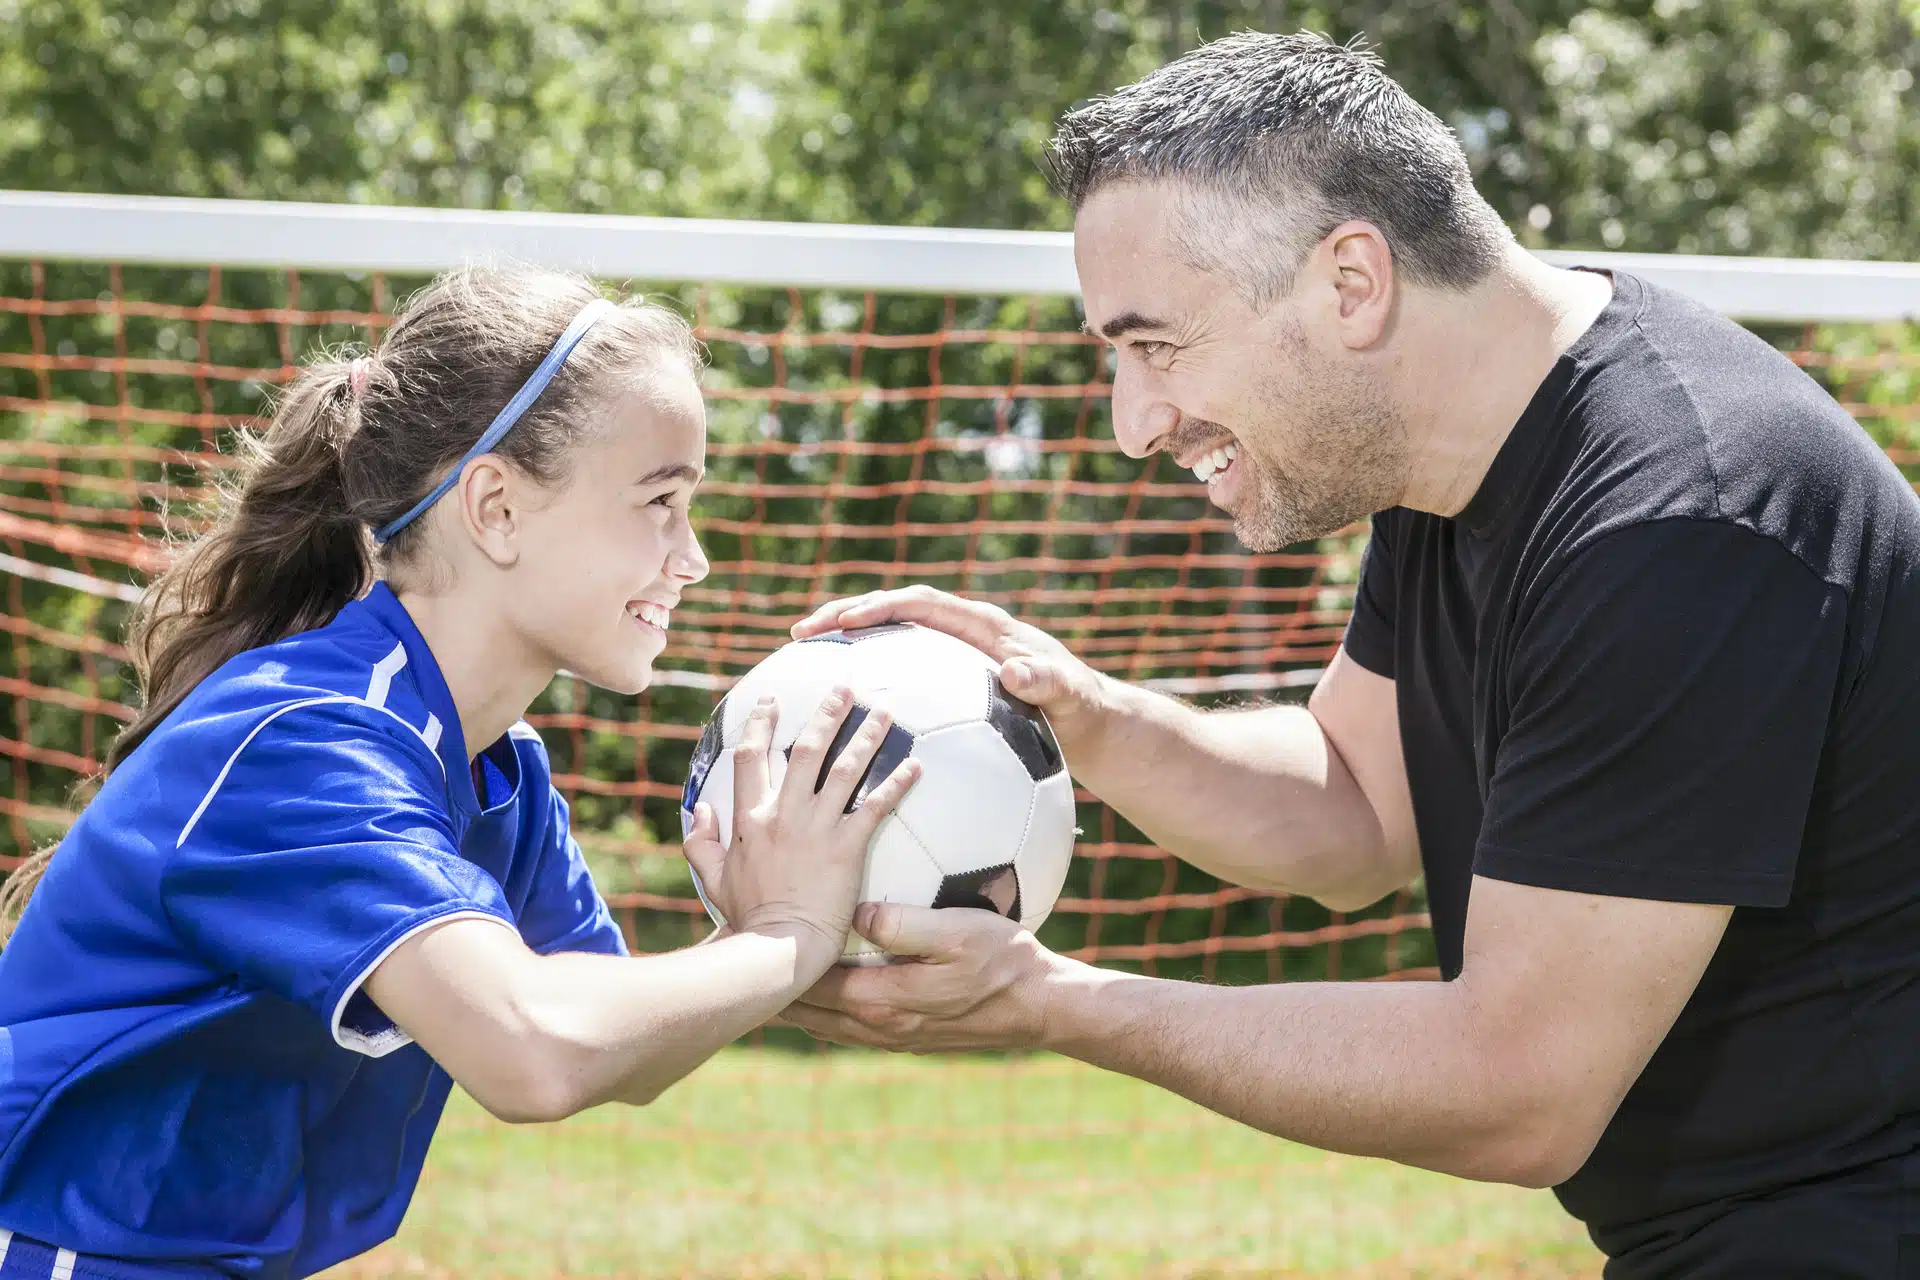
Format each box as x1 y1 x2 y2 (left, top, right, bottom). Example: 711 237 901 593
2 190 1918 323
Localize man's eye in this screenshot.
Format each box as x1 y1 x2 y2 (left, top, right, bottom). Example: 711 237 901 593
1136 341 1170 361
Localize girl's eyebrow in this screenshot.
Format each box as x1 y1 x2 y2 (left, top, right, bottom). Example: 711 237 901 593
634 463 704 486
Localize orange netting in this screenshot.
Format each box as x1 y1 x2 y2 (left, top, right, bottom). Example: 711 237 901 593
1 256 1915 1276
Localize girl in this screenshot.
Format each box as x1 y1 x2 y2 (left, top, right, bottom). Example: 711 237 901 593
0 265 915 1277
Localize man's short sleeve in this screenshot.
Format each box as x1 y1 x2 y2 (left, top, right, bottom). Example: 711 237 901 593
1477 520 1846 905
518 785 628 958
1343 511 1399 677
161 702 518 1057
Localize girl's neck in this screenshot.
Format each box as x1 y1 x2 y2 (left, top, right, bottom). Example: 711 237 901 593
391 584 553 760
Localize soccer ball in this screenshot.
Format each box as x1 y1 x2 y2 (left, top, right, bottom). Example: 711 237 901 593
679 623 1078 964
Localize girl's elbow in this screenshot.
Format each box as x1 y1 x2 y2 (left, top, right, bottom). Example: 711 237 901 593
458 1040 592 1124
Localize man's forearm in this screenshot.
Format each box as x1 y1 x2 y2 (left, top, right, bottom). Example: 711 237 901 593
1072 679 1403 908
1036 961 1576 1187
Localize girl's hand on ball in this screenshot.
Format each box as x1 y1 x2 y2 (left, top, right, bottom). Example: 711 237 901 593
789 586 1112 754
683 691 921 974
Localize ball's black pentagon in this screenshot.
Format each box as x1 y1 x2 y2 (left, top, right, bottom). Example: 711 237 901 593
933 862 1023 922
986 676 1065 780
682 695 728 817
781 702 916 814
796 623 917 645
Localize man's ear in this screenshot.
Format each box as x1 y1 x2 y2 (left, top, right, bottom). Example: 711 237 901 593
1313 220 1396 351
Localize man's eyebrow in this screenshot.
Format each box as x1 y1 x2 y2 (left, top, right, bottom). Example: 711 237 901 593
633 463 703 486
1086 310 1173 341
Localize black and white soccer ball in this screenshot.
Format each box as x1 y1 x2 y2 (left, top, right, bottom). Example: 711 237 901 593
679 623 1077 964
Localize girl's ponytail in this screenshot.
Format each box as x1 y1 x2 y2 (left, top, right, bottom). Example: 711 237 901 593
2 264 699 941
107 363 373 771
5 364 371 940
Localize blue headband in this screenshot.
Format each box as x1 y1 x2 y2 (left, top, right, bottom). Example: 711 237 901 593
373 297 617 545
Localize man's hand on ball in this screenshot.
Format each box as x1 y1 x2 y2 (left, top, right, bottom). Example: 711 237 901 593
779 902 1072 1053
790 586 1112 753
682 692 921 974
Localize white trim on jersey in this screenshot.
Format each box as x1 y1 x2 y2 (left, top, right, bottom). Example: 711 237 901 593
422 713 443 752
174 694 447 848
0 1231 84 1280
364 642 407 709
329 910 520 1057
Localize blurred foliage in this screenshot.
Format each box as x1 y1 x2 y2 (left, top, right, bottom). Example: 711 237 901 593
0 0 775 216
1 0 1910 251
779 0 1916 258
0 0 1914 981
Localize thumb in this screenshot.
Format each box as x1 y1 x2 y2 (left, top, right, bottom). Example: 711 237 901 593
1000 656 1078 709
853 902 973 960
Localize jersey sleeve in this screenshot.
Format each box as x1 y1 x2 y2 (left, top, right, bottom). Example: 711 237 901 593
517 783 629 958
1342 511 1399 677
160 701 519 1057
1475 520 1846 906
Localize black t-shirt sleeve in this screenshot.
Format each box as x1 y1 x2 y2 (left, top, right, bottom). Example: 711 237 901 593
1476 520 1846 906
1342 511 1398 677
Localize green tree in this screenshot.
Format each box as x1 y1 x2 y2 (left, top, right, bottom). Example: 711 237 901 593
0 0 773 218
770 0 1917 257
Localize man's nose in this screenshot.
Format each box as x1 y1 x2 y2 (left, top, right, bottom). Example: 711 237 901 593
1110 367 1180 460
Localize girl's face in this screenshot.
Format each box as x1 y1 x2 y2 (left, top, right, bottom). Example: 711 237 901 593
508 360 711 695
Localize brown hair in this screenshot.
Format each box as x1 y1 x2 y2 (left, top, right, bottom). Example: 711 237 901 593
0 264 699 937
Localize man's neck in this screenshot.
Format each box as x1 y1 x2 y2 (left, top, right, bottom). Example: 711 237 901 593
1392 248 1614 518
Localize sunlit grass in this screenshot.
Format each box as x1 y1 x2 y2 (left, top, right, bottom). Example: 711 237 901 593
332 1047 1599 1279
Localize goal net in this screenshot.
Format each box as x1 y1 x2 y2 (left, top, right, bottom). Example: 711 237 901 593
2 191 1916 1276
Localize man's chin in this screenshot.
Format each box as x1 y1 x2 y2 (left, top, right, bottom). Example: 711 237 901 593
1230 509 1299 554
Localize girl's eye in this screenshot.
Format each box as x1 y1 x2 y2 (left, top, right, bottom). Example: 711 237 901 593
648 492 679 509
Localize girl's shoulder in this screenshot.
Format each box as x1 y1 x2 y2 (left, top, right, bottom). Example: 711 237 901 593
132 608 453 802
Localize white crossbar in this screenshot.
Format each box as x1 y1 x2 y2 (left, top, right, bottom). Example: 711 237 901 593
2 190 1916 323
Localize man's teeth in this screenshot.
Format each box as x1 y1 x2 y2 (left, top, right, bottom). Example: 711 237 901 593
629 602 671 630
1192 442 1239 483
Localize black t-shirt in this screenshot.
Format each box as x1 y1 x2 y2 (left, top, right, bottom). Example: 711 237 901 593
1344 272 1920 1274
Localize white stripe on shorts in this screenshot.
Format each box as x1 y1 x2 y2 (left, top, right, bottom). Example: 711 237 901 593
51 1248 75 1280
0 1228 12 1264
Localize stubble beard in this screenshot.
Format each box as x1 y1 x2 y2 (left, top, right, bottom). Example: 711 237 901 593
1229 360 1407 554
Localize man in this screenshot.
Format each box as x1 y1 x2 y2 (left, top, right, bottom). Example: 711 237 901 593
776 32 1920 1277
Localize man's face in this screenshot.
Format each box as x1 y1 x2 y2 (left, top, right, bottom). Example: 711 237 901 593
1074 182 1405 552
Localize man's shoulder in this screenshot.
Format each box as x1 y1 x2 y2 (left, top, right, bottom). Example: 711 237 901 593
1578 276 1888 515
1536 275 1911 586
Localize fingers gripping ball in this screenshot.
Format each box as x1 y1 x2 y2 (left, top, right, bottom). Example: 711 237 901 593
681 623 1078 965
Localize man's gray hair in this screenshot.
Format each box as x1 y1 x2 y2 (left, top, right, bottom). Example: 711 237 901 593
1047 32 1510 304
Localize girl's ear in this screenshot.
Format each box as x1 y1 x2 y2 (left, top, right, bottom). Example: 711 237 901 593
455 457 524 568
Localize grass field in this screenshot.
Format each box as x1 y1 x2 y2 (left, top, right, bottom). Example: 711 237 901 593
332 1047 1602 1279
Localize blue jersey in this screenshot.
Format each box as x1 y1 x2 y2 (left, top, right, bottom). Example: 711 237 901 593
0 583 626 1278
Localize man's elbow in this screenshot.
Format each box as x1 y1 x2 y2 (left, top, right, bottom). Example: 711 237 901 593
1305 852 1419 914
1466 1089 1609 1190
1482 1124 1598 1190
1314 877 1405 915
